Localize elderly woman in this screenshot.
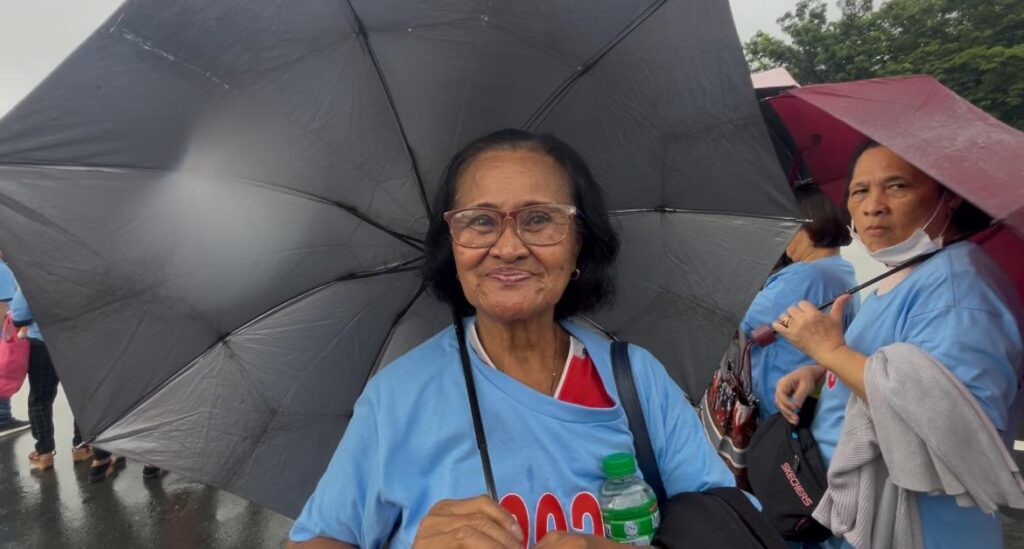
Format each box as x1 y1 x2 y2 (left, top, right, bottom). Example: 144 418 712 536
287 129 736 549
773 142 1023 548
741 184 858 420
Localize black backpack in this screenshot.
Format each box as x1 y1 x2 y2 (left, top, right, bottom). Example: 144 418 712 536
612 342 786 549
745 400 832 543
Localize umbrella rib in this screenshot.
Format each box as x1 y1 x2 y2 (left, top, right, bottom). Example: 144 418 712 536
225 173 427 249
362 282 429 385
339 0 433 220
522 0 667 130
321 197 425 251
0 161 425 250
82 259 424 443
609 207 807 224
0 186 107 261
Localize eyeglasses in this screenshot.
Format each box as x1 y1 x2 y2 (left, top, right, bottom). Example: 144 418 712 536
443 204 577 248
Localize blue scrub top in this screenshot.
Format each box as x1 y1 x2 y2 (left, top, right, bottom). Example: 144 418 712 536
812 242 1023 548
741 255 858 419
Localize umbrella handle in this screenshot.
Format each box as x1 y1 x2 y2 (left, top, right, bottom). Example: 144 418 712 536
452 308 498 500
749 230 986 348
750 325 777 347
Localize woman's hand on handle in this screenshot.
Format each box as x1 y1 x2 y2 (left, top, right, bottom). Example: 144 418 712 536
412 495 523 549
773 294 869 401
775 365 825 426
772 295 851 363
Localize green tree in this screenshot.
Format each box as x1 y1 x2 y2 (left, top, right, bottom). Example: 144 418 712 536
745 0 1024 129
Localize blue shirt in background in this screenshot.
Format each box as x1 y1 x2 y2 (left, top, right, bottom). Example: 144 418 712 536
741 255 858 419
0 261 16 302
812 241 1023 548
291 319 736 548
0 260 42 341
10 288 42 341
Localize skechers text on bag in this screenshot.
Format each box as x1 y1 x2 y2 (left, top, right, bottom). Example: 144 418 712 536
746 400 832 543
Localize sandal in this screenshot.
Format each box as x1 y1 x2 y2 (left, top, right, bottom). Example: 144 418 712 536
28 451 55 471
88 456 126 483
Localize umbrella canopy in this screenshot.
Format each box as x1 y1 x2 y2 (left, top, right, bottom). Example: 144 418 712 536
0 0 798 517
752 69 803 184
767 75 1024 300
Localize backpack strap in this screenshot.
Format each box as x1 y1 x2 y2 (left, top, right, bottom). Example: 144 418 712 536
611 340 668 506
706 488 787 549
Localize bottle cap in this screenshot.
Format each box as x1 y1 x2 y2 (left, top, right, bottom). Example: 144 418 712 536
602 453 637 478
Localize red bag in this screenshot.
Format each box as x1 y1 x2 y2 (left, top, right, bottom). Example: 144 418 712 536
0 313 30 399
699 331 758 490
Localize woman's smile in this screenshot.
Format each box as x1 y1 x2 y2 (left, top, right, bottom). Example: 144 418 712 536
484 267 535 284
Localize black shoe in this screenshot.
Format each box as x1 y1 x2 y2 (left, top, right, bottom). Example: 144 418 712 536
88 456 127 484
142 465 163 479
0 418 30 437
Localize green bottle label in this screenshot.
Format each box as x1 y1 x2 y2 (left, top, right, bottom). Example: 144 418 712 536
601 498 660 545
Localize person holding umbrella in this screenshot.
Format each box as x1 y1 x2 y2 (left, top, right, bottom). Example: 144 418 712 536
288 129 738 548
772 141 1024 548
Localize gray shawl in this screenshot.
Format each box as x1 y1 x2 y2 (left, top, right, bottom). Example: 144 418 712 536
812 343 1024 548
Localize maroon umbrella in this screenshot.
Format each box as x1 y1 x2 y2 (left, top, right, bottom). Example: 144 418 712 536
767 75 1024 302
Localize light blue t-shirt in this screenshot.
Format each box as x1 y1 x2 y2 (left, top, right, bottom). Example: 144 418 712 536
291 319 736 548
741 255 858 419
0 261 41 340
812 242 1023 548
10 288 42 341
0 261 17 303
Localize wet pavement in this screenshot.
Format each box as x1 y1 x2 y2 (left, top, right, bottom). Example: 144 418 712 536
0 388 293 548
4 388 1024 548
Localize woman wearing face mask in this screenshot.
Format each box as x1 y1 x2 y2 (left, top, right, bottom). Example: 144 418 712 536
741 184 859 421
772 142 1024 548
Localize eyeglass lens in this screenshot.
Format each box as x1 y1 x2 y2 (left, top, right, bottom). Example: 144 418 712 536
449 206 572 247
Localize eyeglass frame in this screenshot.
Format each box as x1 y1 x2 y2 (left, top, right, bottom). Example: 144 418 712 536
442 204 578 248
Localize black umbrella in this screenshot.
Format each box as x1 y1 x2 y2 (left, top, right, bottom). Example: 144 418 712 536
0 0 798 517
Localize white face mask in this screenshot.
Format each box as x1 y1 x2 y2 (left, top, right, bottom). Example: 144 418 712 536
849 193 950 268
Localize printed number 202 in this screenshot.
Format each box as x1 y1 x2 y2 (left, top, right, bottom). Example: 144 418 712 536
500 492 605 547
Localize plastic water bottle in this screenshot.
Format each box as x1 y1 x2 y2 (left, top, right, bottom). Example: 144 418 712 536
598 453 660 545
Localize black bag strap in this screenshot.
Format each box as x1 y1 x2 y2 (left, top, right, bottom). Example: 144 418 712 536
611 340 668 506
452 308 497 500
706 488 788 549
